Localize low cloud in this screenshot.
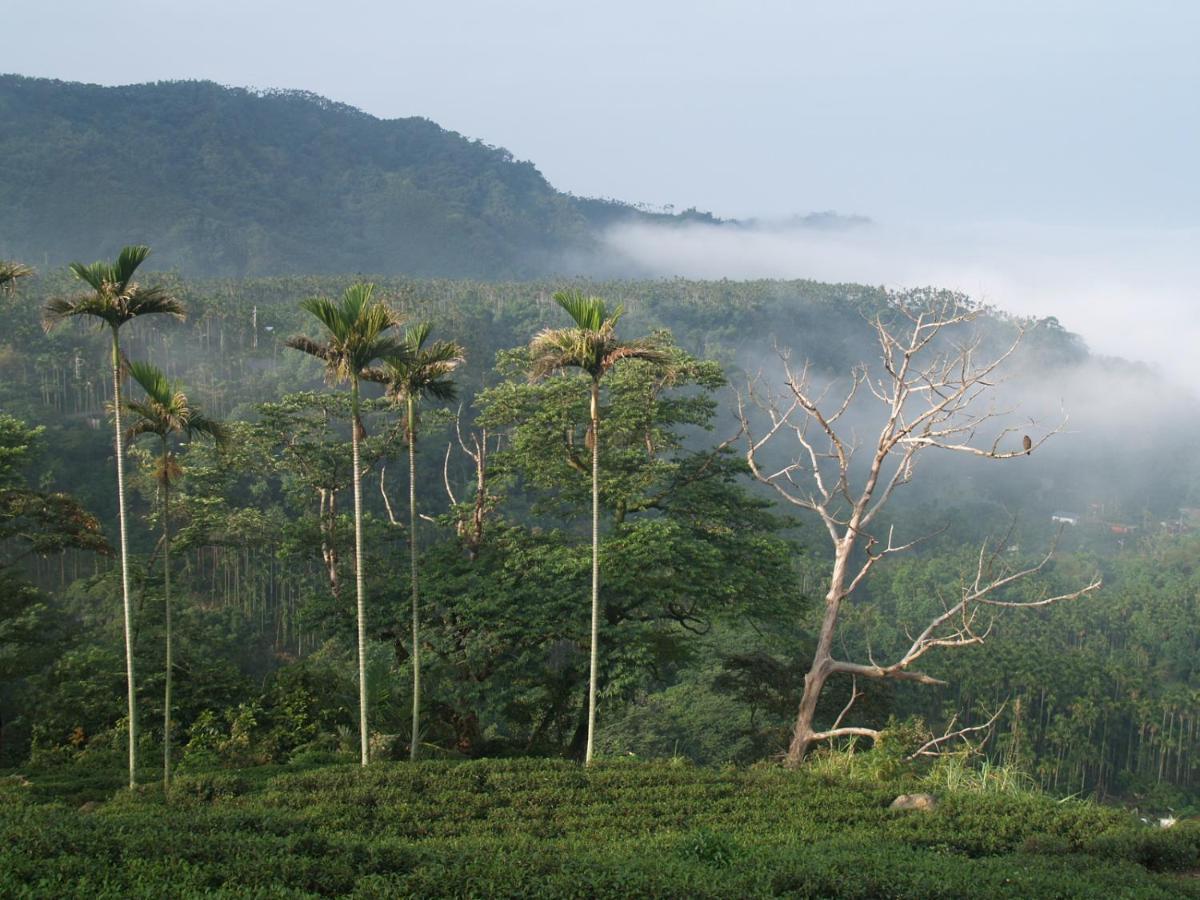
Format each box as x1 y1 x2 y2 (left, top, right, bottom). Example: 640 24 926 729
601 219 1196 387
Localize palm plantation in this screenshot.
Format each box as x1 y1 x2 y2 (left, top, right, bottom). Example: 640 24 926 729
43 245 184 788
286 282 402 766
377 322 464 760
529 290 664 765
124 361 223 789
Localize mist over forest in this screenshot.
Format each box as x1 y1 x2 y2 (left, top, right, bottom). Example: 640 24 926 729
2 66 1199 898
4 267 1198 788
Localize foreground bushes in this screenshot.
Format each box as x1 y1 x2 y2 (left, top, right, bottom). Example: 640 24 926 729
1 759 1197 898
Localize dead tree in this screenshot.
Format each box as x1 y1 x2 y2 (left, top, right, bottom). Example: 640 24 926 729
380 407 498 561
442 411 497 561
737 295 1101 766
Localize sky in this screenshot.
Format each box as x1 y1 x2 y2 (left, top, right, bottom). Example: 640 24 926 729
6 0 1198 377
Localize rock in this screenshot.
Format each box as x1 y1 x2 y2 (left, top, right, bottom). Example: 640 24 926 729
78 801 100 814
890 793 938 812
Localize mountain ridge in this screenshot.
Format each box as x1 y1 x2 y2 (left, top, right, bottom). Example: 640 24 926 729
0 75 724 278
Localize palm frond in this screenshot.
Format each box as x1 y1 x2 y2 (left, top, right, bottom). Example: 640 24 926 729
299 296 348 342
553 290 618 331
286 335 334 362
123 405 167 444
126 285 185 321
185 413 226 444
405 321 433 351
529 326 601 380
420 376 459 403
67 260 110 292
127 360 175 407
113 245 151 292
42 295 87 331
601 341 669 371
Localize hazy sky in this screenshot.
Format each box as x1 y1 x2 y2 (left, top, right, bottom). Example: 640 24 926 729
7 1 1197 378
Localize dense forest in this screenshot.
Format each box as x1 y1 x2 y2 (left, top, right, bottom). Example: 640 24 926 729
0 76 727 279
2 255 1197 814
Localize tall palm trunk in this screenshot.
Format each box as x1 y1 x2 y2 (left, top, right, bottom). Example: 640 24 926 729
162 438 173 791
111 325 138 788
408 395 421 761
351 379 369 766
585 379 601 766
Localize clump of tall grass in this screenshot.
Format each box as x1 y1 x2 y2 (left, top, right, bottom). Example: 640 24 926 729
923 753 1039 796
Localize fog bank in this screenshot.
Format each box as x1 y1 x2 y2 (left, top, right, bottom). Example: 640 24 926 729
602 220 1196 387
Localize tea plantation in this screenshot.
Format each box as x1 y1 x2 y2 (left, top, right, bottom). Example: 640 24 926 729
2 759 1197 898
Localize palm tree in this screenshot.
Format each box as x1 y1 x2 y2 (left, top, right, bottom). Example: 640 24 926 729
286 282 402 766
529 290 664 765
124 361 223 791
377 322 464 761
43 245 184 789
0 260 34 293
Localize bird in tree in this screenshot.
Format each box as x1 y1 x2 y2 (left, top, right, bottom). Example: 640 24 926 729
286 282 404 766
375 322 464 761
1023 434 1033 455
529 290 666 765
124 360 223 791
0 260 34 293
43 245 184 789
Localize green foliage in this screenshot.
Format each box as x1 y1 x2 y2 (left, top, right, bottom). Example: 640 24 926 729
4 266 1200 802
0 760 1197 897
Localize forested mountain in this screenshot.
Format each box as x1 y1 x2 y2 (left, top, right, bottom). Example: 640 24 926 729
0 76 711 278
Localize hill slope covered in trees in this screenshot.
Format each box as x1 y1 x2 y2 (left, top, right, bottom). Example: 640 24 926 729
0 76 712 278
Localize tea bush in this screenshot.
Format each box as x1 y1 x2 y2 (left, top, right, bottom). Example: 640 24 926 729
1 759 1196 897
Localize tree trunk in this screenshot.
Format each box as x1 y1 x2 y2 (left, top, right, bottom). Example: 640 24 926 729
785 537 852 766
162 440 172 791
408 395 421 762
351 380 369 766
111 326 138 788
585 379 601 766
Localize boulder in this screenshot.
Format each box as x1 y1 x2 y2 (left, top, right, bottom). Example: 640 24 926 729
890 793 938 812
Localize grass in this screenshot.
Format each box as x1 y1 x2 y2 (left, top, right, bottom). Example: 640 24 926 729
1 757 1197 898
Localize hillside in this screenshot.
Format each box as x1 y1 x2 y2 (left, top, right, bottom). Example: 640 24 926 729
3 759 1197 897
0 76 698 278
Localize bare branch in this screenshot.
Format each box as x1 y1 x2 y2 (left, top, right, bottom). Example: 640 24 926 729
442 441 457 507
908 704 1007 759
379 465 402 528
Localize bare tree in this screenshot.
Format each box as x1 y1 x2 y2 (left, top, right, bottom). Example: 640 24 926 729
737 294 1101 767
440 409 498 561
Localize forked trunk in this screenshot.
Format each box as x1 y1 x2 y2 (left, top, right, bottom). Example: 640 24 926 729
351 380 369 766
111 326 138 788
785 537 852 766
408 395 421 761
585 379 601 766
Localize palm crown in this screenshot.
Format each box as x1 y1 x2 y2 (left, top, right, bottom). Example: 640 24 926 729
0 260 34 293
124 360 224 448
529 290 665 382
378 321 465 409
285 283 403 384
43 245 184 330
